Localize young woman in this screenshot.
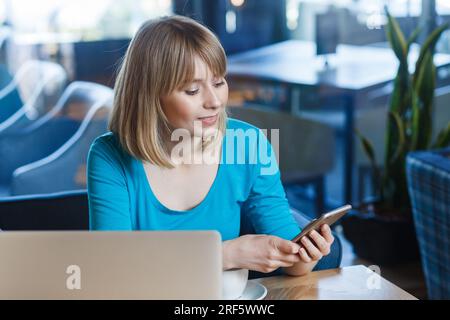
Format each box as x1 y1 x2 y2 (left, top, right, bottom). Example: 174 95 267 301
87 15 334 276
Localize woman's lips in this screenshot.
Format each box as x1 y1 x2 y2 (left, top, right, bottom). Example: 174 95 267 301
198 114 218 126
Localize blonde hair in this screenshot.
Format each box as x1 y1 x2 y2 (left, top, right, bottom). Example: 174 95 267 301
109 15 228 168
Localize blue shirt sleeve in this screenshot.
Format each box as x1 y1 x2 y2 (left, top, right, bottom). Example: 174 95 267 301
87 135 132 230
241 129 301 241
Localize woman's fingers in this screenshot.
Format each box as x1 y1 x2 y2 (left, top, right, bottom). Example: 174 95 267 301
300 236 323 260
320 224 335 244
264 237 302 267
269 241 301 264
275 259 299 268
274 237 300 254
277 252 301 264
309 230 330 255
260 259 299 273
298 247 312 263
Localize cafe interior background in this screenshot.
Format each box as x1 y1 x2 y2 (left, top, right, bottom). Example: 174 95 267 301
0 0 448 299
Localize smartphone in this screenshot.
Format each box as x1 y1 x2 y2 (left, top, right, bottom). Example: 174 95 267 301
291 205 352 244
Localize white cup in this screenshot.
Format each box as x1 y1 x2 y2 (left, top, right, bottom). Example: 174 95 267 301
222 268 249 300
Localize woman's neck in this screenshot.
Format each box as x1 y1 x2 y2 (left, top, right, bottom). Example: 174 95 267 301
164 133 221 168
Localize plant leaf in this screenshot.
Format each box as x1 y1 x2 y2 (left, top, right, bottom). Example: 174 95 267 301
388 64 410 115
415 50 436 103
355 129 377 165
385 9 407 62
410 90 422 150
355 129 383 199
388 111 406 164
413 22 449 88
432 122 450 148
407 26 422 50
413 51 436 149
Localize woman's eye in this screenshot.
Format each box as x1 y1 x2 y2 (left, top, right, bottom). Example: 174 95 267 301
214 81 225 87
185 89 199 96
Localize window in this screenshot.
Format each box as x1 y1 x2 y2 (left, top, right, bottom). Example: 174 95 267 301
286 0 423 44
437 0 450 15
0 0 173 41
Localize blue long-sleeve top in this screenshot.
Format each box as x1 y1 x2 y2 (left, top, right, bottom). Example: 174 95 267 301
87 118 300 241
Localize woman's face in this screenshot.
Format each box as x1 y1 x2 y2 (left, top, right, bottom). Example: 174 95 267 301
160 56 228 138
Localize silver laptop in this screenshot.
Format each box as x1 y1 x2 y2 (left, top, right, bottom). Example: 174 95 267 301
0 231 222 300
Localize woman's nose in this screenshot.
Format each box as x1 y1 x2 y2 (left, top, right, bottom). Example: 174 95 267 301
203 86 221 109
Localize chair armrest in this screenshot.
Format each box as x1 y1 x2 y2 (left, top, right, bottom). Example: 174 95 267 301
0 190 89 230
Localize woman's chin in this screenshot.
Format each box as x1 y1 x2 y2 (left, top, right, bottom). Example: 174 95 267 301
202 125 220 137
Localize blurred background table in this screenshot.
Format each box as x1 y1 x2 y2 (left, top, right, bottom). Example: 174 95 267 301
227 40 450 205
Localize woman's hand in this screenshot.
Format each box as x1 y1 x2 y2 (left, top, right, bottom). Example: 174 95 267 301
222 224 335 276
283 224 335 276
222 234 301 273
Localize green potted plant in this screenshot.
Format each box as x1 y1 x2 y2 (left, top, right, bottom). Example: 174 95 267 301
341 10 450 265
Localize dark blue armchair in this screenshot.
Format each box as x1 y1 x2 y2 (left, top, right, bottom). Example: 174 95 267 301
0 60 66 135
7 82 113 196
407 148 450 299
0 118 80 195
0 81 113 196
0 64 23 124
0 190 89 230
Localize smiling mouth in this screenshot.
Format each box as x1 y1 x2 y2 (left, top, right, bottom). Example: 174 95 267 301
198 114 218 120
197 114 218 126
